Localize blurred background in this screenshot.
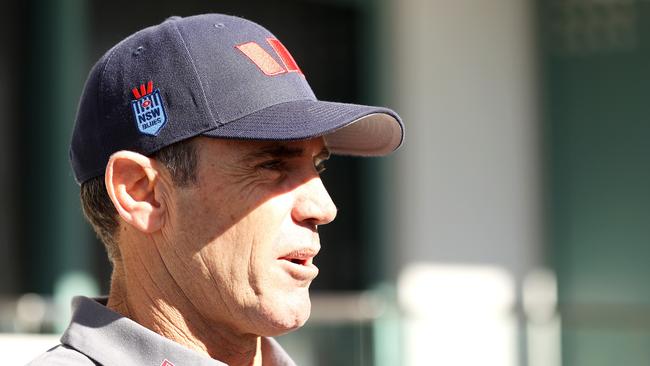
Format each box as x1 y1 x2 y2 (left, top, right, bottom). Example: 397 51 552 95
1 0 649 365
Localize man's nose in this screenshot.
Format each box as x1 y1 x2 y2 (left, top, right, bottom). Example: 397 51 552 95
292 176 337 227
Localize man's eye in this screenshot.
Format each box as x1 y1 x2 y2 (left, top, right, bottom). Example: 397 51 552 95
259 159 285 171
315 161 327 174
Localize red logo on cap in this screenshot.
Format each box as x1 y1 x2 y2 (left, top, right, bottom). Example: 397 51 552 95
236 38 303 77
160 359 174 366
132 80 154 99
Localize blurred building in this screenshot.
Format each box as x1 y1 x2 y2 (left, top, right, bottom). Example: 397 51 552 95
0 0 649 365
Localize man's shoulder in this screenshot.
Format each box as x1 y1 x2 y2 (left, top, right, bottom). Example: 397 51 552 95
26 344 97 366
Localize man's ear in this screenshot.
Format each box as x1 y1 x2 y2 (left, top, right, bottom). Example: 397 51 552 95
105 151 167 233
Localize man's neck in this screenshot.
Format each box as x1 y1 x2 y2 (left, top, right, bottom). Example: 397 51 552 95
106 262 263 366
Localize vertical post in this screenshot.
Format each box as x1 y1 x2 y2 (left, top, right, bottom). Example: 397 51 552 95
0 2 18 294
390 0 541 365
358 0 404 365
22 0 97 304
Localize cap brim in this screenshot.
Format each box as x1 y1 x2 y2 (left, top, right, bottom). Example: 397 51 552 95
201 100 404 156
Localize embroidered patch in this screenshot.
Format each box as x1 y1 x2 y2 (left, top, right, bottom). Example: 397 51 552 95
267 38 302 74
160 359 175 366
235 38 304 76
131 81 168 136
235 41 286 76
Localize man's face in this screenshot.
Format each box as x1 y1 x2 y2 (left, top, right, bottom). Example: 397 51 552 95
159 137 337 337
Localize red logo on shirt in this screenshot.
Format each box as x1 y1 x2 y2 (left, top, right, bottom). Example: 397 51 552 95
161 360 175 366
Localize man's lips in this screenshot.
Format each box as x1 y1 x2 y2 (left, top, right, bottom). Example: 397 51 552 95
279 248 319 265
278 247 320 281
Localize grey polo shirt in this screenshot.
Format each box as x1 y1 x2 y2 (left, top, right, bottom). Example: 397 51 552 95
27 296 296 366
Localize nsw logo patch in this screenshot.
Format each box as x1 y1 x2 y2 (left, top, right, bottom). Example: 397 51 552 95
131 81 167 136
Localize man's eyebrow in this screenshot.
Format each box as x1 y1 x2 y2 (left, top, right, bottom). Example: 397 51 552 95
242 144 305 163
242 144 331 163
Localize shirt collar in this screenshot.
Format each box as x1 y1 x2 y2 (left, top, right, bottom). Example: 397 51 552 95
60 296 296 366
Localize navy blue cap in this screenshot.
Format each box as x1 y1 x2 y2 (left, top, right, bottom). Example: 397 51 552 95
70 14 404 184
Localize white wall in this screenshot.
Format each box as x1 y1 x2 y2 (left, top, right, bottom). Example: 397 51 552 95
389 0 541 278
386 1 546 365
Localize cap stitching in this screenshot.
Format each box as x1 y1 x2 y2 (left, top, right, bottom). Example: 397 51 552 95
97 28 143 129
97 46 121 142
170 21 221 126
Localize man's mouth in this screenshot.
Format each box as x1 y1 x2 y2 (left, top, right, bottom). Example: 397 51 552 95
279 248 318 265
284 257 308 265
278 248 319 280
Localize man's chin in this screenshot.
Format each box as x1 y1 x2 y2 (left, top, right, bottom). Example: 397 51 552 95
256 295 312 336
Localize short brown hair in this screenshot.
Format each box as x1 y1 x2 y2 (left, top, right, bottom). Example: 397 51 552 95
79 139 198 264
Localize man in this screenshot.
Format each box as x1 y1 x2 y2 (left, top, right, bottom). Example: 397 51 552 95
28 13 403 366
